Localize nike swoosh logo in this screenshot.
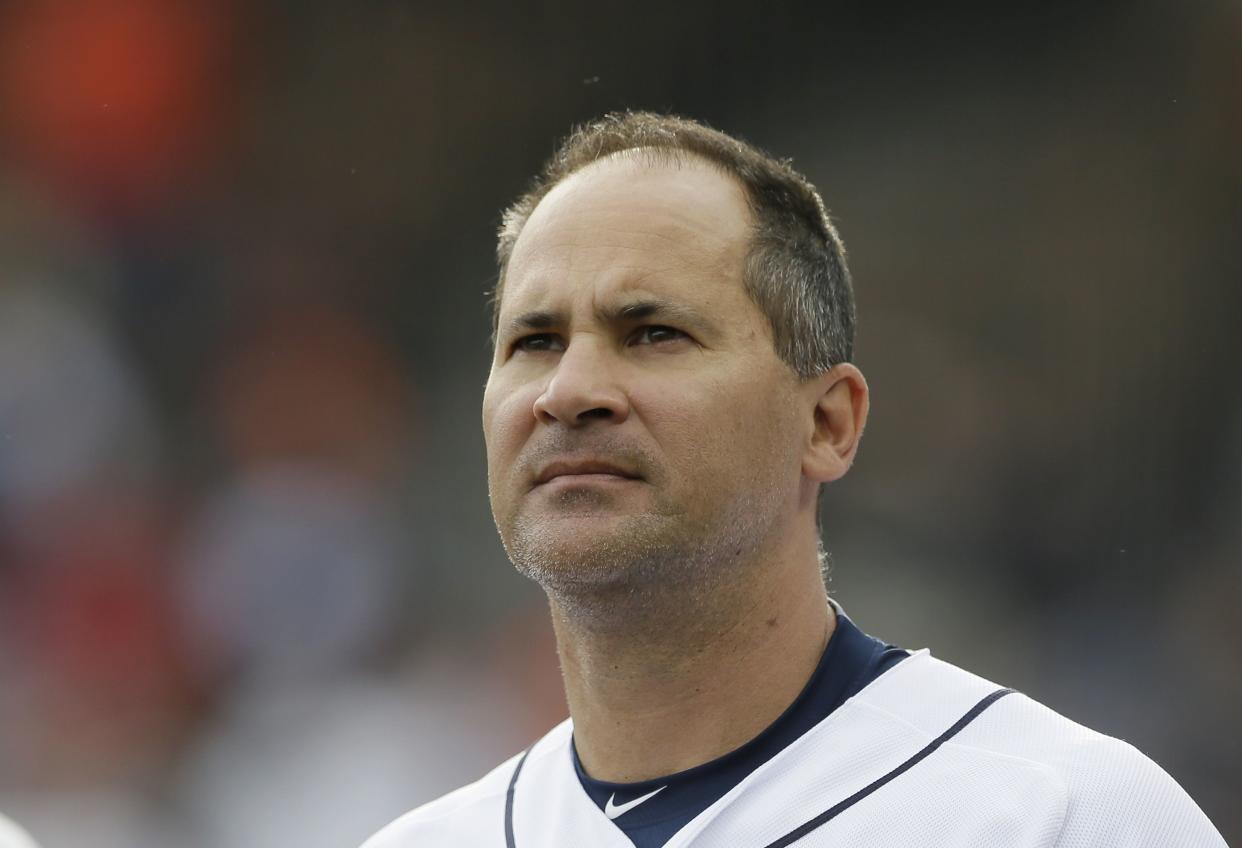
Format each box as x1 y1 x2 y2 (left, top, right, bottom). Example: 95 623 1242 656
604 785 667 820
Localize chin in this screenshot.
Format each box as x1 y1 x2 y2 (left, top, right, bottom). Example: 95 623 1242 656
506 515 657 581
508 512 731 604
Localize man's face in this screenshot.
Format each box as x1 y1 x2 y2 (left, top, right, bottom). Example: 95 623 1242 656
483 153 809 596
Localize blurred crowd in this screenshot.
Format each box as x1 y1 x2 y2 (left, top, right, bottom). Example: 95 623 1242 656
0 1 1238 845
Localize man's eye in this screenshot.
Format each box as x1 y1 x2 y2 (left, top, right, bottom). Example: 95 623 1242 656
512 333 564 353
631 325 687 346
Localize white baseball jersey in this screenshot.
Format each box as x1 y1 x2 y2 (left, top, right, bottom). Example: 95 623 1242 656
362 649 1225 847
0 814 41 848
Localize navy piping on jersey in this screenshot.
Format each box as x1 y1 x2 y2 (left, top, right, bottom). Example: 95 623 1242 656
573 611 907 847
504 688 1016 848
757 687 1015 848
504 745 532 848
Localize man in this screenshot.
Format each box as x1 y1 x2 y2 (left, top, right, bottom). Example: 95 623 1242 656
363 112 1225 847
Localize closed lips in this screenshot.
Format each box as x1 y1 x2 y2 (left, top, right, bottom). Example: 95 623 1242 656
534 461 640 485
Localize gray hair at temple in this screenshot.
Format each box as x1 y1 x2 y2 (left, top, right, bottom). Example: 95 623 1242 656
492 111 857 380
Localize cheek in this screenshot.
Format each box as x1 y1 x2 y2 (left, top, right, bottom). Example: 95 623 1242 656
483 381 538 471
639 373 798 485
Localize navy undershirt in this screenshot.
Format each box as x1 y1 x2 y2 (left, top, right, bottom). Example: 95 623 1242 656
572 608 908 848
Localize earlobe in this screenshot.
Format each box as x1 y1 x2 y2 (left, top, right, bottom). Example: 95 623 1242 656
803 364 869 484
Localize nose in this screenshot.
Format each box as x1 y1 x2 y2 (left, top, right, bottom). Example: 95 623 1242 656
532 337 630 427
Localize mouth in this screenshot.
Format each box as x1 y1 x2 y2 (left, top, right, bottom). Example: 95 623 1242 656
533 460 642 487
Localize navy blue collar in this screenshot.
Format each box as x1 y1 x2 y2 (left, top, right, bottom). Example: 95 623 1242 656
572 608 908 848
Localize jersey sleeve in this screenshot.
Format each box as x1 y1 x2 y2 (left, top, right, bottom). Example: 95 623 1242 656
1052 736 1225 848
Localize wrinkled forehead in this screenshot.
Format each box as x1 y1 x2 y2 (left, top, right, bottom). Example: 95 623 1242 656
501 153 753 317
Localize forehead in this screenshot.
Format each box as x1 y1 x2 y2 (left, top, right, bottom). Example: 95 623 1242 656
501 153 753 316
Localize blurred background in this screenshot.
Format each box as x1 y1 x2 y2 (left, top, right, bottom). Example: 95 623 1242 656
0 0 1238 845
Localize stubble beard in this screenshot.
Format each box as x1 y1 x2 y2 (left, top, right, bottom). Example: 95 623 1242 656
499 482 778 629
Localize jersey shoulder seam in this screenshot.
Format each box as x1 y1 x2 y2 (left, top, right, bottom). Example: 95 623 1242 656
851 695 1074 786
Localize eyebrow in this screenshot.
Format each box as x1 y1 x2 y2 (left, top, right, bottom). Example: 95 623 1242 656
502 298 710 339
605 298 706 328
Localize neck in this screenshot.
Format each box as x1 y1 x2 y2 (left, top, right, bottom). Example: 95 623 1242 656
552 540 833 784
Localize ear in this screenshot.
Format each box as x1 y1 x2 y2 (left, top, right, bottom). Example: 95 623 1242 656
801 363 869 484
